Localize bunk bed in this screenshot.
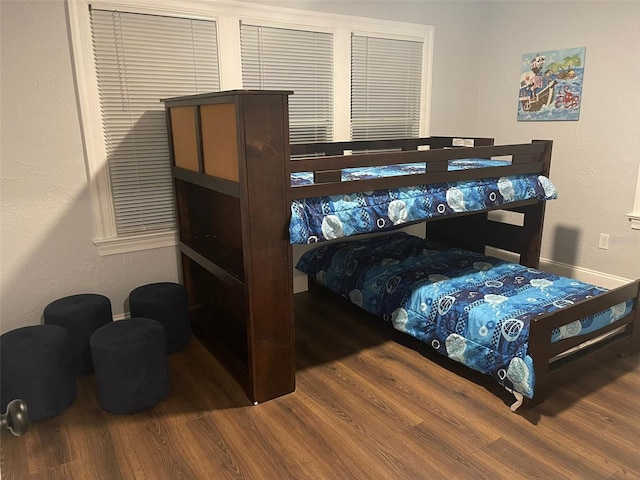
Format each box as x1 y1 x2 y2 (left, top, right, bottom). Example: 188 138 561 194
289 134 640 410
163 90 640 409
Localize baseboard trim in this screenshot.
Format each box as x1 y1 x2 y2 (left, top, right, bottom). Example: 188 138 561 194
537 258 631 289
485 247 631 289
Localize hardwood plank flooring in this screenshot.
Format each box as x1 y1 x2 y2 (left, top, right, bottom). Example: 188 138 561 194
2 292 639 479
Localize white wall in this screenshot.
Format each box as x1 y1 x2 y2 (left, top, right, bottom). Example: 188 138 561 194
2 0 638 334
475 1 640 282
0 0 179 333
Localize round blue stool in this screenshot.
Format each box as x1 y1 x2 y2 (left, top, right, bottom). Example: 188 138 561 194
129 282 190 353
44 294 112 375
0 325 76 421
90 318 169 414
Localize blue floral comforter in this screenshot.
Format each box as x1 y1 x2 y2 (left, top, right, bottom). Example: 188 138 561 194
295 233 632 399
290 158 557 244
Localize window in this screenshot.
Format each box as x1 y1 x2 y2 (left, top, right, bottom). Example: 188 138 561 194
91 9 219 236
241 24 333 144
351 34 423 140
68 1 433 254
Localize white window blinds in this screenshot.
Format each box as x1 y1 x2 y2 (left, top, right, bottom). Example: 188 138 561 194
90 9 219 235
240 23 333 143
351 35 423 140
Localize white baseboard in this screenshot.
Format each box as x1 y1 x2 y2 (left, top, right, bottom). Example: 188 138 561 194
537 258 631 289
486 247 631 289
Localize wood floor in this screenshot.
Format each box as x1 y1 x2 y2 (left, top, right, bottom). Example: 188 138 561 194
2 292 639 480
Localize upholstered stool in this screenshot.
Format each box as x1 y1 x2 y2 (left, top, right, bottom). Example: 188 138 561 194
129 282 190 353
90 318 169 414
0 325 76 422
44 294 113 375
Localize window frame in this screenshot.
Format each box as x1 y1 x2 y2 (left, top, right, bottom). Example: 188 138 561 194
628 165 640 230
67 0 434 255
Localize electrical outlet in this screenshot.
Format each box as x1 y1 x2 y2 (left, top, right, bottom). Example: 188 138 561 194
599 233 610 250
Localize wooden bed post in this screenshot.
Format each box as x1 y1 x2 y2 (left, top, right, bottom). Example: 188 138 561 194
513 202 546 269
628 284 640 355
518 140 553 268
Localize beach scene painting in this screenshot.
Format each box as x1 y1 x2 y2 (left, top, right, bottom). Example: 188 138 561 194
518 47 586 121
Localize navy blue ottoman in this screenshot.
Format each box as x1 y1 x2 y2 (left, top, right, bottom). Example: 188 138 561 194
129 282 190 353
90 318 169 414
0 325 76 421
44 294 113 375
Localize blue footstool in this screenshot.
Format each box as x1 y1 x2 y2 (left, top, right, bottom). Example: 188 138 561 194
44 294 113 375
129 282 190 353
0 325 76 421
90 318 169 414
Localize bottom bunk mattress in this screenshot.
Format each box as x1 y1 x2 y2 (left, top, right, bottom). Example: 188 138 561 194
295 232 633 400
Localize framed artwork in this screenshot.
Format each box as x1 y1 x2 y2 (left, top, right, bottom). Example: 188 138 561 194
518 47 586 121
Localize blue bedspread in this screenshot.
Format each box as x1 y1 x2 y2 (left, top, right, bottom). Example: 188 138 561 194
290 159 557 244
296 233 632 398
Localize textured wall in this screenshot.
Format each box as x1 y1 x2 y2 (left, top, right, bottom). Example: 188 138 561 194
0 1 179 333
474 1 640 281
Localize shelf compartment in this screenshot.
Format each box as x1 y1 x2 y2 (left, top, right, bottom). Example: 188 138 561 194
173 167 240 198
175 178 244 281
180 242 243 289
181 254 249 374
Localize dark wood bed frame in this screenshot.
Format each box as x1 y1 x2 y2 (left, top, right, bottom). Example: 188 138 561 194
164 90 640 408
291 136 640 408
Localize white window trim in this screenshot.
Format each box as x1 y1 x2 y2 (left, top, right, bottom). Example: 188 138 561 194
628 163 640 230
67 0 434 255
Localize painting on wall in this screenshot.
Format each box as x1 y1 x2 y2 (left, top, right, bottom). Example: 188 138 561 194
518 47 586 121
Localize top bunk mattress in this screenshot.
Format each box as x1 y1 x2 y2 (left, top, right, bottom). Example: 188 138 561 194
289 158 557 244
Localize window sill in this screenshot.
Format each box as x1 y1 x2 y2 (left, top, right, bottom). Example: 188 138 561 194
628 212 640 230
95 231 178 256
